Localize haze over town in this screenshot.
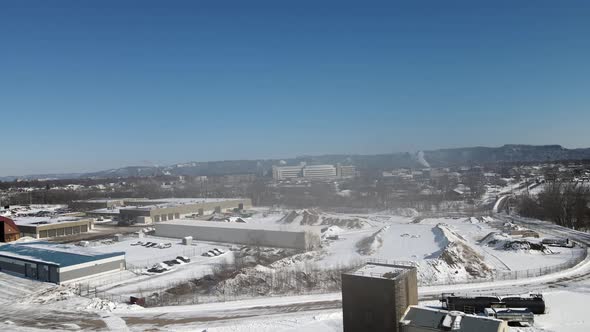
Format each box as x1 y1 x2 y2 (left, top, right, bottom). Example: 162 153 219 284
1 1 590 332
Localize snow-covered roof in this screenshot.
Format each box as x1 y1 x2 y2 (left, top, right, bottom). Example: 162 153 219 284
158 219 321 233
74 199 125 203
88 207 123 214
121 198 245 211
12 216 87 226
347 262 415 280
401 306 505 331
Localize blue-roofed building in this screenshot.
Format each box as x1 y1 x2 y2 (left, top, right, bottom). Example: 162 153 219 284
0 242 125 284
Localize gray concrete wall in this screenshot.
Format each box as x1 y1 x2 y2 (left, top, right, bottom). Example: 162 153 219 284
342 268 418 332
59 259 125 283
155 223 319 250
0 259 27 275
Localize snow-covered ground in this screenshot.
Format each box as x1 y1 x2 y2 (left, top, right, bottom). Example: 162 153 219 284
76 235 234 297
0 208 589 331
73 209 585 299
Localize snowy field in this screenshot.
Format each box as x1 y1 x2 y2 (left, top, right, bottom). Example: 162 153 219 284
0 208 589 331
235 209 583 284
68 208 584 299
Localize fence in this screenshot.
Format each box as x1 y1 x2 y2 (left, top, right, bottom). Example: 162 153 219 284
75 245 588 307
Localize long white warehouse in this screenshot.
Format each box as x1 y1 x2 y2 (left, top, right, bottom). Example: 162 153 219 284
155 220 321 250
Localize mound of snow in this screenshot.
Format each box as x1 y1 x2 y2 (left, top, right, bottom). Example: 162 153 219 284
392 208 420 218
336 190 352 197
20 285 77 304
418 225 493 284
85 298 118 311
269 251 323 269
322 226 345 239
84 298 143 312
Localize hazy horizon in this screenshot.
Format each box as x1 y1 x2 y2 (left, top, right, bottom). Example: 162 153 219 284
2 0 590 176
2 142 589 178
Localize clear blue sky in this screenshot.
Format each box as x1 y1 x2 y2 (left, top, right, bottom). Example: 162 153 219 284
1 0 589 176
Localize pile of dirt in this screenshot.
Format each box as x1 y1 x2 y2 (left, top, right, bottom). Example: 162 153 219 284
481 232 553 254
320 217 364 229
356 226 389 256
439 241 492 278
503 240 552 253
300 210 320 225
418 225 493 284
279 209 366 229
279 211 300 224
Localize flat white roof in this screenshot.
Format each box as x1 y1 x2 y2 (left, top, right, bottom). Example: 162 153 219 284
88 207 124 214
13 216 88 226
74 199 125 203
348 263 415 280
157 219 320 233
121 198 246 211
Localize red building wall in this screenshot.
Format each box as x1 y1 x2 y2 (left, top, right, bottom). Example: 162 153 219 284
0 216 20 242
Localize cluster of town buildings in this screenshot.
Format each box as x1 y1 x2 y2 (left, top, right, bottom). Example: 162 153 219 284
0 197 321 284
74 197 252 225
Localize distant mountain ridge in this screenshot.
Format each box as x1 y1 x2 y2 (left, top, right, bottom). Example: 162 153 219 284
2 144 590 182
422 144 590 167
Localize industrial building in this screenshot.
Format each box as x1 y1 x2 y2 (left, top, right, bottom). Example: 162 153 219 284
0 216 20 242
399 306 508 332
118 198 251 224
0 242 125 284
342 263 418 332
272 163 357 180
13 216 95 239
86 207 122 220
155 220 321 250
71 198 127 211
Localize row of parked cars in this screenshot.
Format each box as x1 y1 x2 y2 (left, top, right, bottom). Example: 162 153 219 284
202 248 225 257
147 256 191 273
131 241 172 249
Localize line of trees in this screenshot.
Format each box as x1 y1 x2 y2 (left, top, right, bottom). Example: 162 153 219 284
517 181 590 230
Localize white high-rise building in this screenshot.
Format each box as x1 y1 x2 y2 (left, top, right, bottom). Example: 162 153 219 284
273 163 356 180
302 165 337 179
272 164 304 180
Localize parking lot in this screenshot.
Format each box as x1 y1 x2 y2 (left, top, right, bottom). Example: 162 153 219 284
87 235 231 268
